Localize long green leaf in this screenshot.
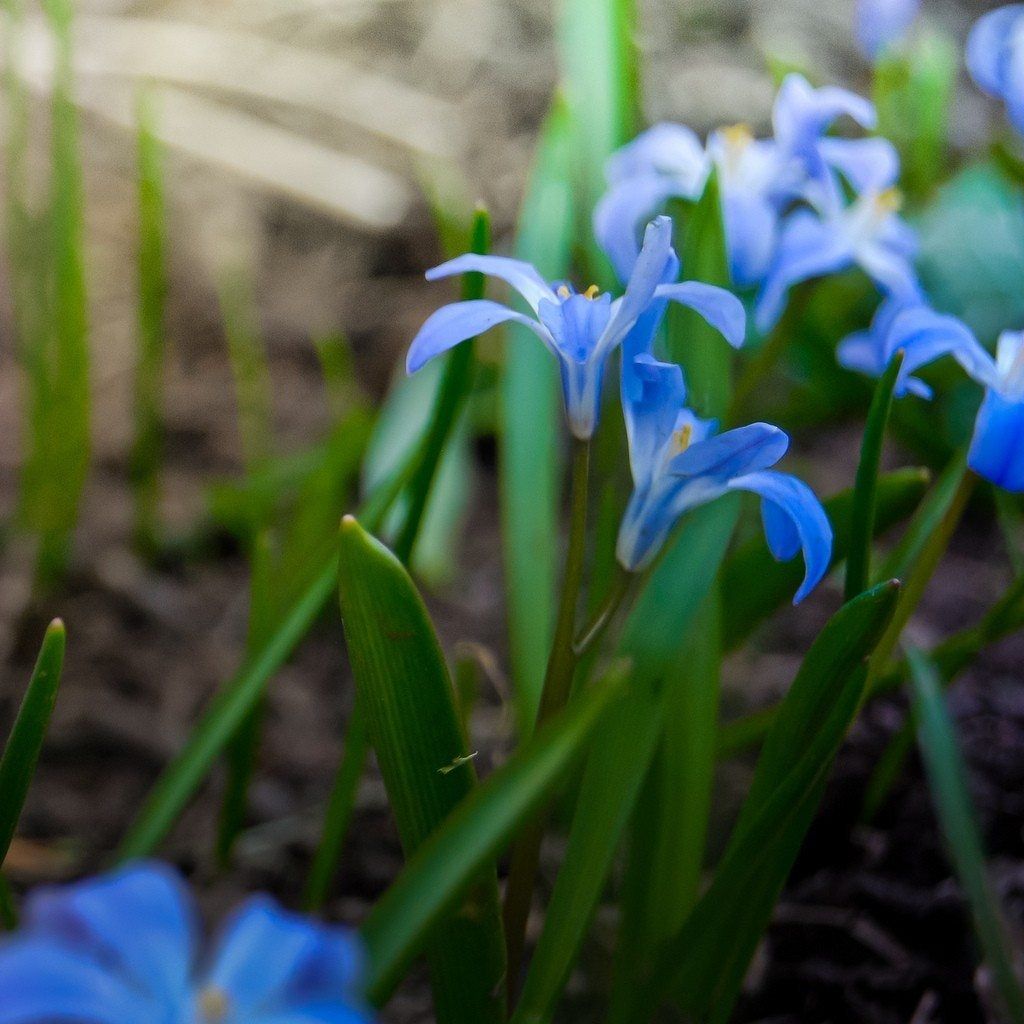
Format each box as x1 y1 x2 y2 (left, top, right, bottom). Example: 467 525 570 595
654 582 900 1023
910 647 1024 1024
361 663 628 1006
721 467 929 649
0 620 66 873
501 97 575 733
337 516 504 1024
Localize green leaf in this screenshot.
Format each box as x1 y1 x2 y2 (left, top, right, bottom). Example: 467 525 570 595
721 467 929 650
653 582 901 1023
909 647 1024 1024
0 620 66 871
337 516 504 1024
361 662 629 1006
129 90 168 557
846 351 903 600
501 96 576 733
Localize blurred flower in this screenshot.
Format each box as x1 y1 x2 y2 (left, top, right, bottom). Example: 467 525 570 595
616 352 832 601
856 0 921 58
0 862 369 1024
755 186 920 333
968 330 1024 491
408 216 745 439
966 5 1024 135
837 297 991 398
594 74 894 299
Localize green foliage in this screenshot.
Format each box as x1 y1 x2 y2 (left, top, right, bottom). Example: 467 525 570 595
338 515 505 1024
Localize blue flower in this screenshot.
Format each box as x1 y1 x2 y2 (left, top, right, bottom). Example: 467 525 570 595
755 185 920 333
837 297 993 399
968 330 1024 492
856 0 921 59
967 5 1024 135
407 216 745 439
616 353 833 602
0 862 370 1024
594 75 890 292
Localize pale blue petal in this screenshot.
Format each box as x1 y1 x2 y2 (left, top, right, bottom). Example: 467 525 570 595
598 216 676 358
594 176 678 284
261 1006 372 1024
755 210 853 332
670 422 789 480
407 300 549 373
720 187 778 287
969 389 1024 492
605 123 708 186
858 236 921 302
966 5 1024 96
25 862 195 1005
730 471 834 603
773 74 876 156
887 306 991 385
0 939 155 1024
206 897 364 1013
425 254 555 312
818 137 900 194
621 354 687 489
654 282 747 348
1003 31 1024 134
837 329 886 379
856 0 920 58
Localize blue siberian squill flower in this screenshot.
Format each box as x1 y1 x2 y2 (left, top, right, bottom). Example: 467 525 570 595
855 0 922 59
967 5 1024 135
968 330 1024 491
407 216 745 439
0 862 370 1024
837 297 993 399
755 184 920 333
616 352 833 601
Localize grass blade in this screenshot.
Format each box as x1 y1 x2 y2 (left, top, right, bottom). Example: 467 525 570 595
129 90 169 556
909 647 1024 1024
361 663 628 1006
0 620 66 882
337 516 504 1024
501 96 575 733
845 351 903 600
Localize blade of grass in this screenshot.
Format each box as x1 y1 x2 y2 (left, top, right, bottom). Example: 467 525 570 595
361 662 629 1006
501 96 575 734
909 647 1024 1024
337 515 504 1024
845 352 903 600
129 89 169 557
0 619 66 923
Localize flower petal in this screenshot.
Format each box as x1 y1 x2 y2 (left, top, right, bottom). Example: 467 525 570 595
593 176 678 285
856 0 921 58
621 354 688 488
730 470 834 603
25 862 195 1005
425 254 555 312
654 282 747 348
407 300 550 374
721 187 778 287
206 897 364 1013
670 422 789 480
837 328 886 378
605 123 708 186
260 1006 372 1024
773 74 876 155
967 5 1024 96
969 389 1024 491
0 939 156 1024
818 137 900 194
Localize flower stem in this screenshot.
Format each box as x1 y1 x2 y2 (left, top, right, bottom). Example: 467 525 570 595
845 350 905 602
574 568 631 656
503 436 591 1001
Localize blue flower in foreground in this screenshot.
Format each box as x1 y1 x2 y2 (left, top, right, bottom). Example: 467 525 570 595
968 330 1024 492
616 353 832 601
0 862 369 1024
755 185 920 333
407 216 746 439
837 297 993 399
967 5 1024 135
856 0 921 59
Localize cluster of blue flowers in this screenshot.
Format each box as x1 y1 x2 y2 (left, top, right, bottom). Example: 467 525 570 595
0 863 369 1023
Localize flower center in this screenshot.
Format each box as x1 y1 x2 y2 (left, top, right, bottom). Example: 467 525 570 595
671 423 693 456
198 986 231 1024
873 187 902 218
556 284 600 301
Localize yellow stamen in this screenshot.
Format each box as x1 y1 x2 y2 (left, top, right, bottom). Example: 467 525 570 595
198 987 231 1023
672 423 694 455
583 284 600 300
557 284 571 299
721 123 753 149
874 187 902 215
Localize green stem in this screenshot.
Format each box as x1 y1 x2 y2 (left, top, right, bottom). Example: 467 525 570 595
503 437 591 1002
846 351 904 601
573 567 630 656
